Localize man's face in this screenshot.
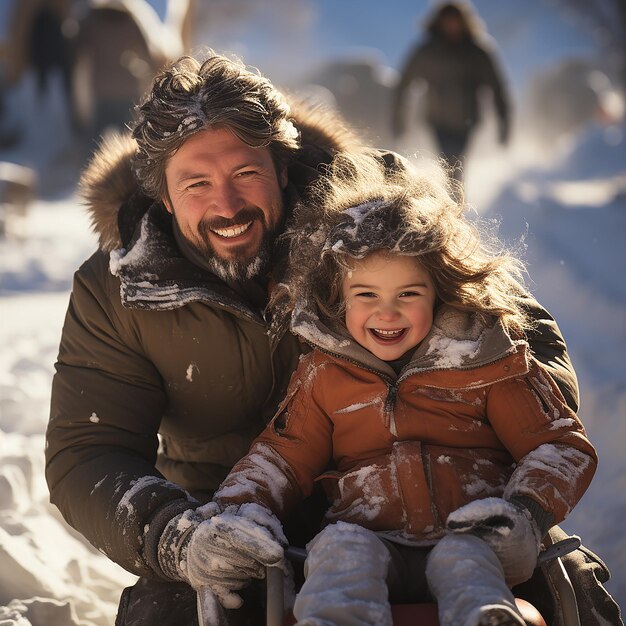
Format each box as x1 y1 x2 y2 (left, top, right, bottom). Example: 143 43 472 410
440 13 465 41
163 127 287 281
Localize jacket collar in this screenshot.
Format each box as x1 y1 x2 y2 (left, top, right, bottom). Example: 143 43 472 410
109 201 264 321
291 303 529 385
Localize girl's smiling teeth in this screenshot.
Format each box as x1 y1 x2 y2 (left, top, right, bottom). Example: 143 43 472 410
211 221 253 238
369 328 407 341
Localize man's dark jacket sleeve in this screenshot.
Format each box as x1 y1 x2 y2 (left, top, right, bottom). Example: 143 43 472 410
46 252 196 578
522 294 579 412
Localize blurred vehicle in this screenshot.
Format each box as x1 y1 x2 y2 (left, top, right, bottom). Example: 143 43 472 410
0 161 37 238
525 58 625 148
301 51 398 147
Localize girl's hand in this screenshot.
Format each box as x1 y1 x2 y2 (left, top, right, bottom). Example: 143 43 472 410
446 497 541 586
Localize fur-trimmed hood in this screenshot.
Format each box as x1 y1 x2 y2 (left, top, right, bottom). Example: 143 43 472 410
79 98 366 253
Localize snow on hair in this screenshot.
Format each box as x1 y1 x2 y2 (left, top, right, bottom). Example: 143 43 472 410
269 150 531 340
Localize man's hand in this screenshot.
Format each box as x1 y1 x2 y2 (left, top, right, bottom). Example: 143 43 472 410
158 502 286 609
446 497 541 586
186 503 286 608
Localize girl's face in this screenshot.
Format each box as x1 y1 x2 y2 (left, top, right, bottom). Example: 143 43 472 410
342 252 436 361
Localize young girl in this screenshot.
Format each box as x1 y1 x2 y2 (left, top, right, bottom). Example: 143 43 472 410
201 152 597 626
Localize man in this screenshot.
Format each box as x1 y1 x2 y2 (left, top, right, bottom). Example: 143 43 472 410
46 52 622 625
392 1 510 179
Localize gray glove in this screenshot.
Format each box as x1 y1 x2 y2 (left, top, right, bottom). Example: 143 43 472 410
158 502 286 609
445 497 541 587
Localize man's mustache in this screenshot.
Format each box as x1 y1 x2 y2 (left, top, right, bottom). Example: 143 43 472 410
199 208 265 233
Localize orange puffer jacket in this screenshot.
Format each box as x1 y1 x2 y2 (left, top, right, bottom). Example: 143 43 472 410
215 307 597 545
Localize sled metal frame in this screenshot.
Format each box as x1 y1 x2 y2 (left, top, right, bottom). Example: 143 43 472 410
197 535 582 626
541 533 581 626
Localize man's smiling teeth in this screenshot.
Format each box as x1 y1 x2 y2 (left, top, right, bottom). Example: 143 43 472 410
212 221 253 238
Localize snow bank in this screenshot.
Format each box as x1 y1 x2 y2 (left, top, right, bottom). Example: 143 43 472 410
0 198 137 625
484 125 626 608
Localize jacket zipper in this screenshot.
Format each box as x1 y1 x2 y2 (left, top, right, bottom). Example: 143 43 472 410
301 341 403 434
384 384 398 433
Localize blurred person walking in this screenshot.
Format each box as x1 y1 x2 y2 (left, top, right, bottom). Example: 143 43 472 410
392 1 511 179
28 0 76 106
1 0 78 139
72 0 170 141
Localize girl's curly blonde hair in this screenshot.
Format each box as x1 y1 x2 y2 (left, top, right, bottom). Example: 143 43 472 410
270 150 532 339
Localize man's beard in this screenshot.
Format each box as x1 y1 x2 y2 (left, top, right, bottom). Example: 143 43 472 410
181 208 274 282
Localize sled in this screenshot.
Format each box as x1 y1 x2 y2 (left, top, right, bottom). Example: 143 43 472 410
198 533 582 626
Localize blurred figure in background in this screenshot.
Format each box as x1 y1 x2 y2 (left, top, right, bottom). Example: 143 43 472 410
0 71 19 149
72 0 170 141
28 0 76 109
0 0 191 195
2 0 79 139
392 1 511 179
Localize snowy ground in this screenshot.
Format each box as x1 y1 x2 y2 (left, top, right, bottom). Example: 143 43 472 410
0 198 138 625
482 126 626 611
0 90 624 624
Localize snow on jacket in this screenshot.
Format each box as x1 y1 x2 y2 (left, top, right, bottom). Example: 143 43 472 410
46 101 580 579
215 306 596 545
393 35 510 133
44 104 365 578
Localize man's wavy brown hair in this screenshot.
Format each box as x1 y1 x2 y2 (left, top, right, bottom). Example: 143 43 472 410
132 51 300 200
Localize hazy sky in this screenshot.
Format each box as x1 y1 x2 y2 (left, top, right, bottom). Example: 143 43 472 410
182 0 599 92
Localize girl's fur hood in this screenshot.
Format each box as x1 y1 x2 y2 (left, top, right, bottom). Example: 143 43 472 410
79 99 365 253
